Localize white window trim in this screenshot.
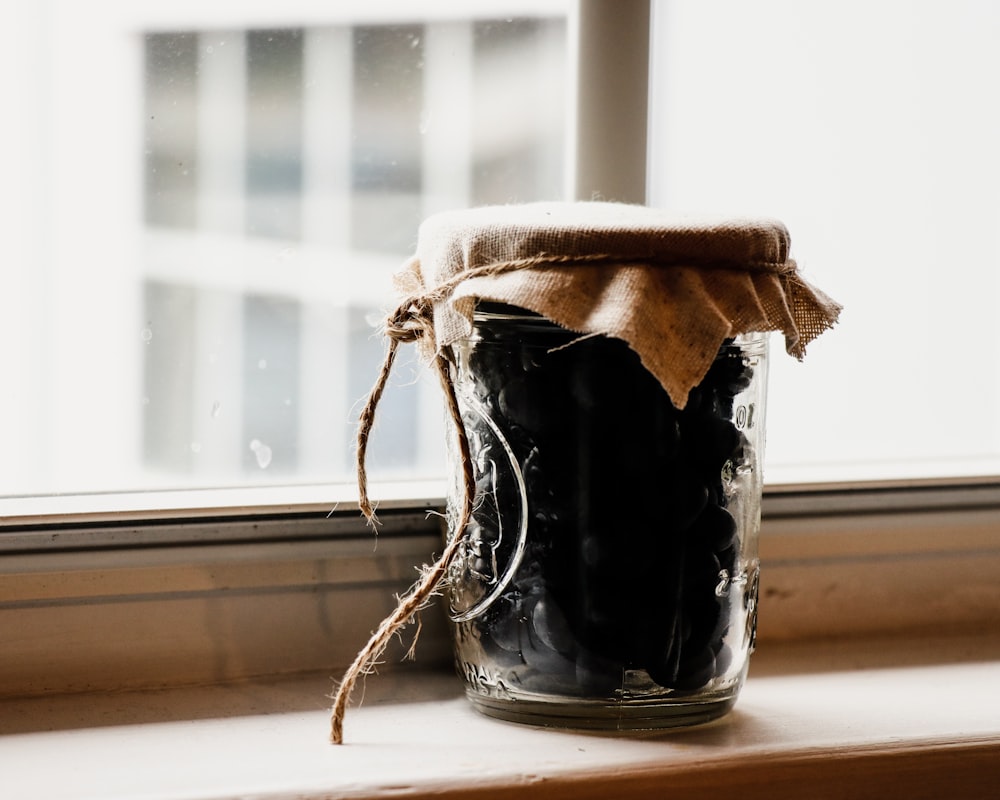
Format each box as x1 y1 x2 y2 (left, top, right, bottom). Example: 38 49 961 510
3 477 1000 696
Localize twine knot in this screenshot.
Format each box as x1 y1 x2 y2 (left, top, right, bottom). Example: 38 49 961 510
384 295 436 347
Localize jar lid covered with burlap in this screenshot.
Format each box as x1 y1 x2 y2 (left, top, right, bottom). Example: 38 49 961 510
395 201 841 407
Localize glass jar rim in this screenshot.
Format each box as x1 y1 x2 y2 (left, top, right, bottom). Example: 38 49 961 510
470 301 769 355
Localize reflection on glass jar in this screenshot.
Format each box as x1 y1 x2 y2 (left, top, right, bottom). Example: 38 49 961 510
446 304 768 729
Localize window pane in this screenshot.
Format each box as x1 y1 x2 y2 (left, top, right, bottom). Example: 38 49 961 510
3 5 567 497
650 0 1000 483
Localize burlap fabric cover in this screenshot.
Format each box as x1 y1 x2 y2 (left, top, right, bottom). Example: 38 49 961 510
395 201 841 407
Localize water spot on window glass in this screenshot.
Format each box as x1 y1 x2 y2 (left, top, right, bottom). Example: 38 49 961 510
249 439 273 469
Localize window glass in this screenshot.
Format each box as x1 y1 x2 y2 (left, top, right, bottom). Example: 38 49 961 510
3 3 567 498
18 1 990 500
650 0 1000 484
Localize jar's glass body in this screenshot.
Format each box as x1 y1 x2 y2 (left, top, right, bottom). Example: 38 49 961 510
446 306 769 729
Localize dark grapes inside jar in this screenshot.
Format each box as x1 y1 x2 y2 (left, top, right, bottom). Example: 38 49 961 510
449 303 761 720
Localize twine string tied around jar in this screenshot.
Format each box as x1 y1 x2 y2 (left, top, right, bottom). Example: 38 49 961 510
330 254 580 745
329 245 834 744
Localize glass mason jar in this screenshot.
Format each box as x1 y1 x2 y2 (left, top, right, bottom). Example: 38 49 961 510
445 303 769 729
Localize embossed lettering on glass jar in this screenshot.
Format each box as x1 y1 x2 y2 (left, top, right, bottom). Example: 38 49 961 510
446 303 769 729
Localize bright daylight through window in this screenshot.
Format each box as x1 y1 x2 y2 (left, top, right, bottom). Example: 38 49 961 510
651 0 1000 485
4 2 566 503
4 0 1000 513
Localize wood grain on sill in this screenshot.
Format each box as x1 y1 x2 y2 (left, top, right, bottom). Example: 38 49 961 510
2 634 998 800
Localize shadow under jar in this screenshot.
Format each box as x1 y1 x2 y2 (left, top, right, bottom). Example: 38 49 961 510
446 303 768 730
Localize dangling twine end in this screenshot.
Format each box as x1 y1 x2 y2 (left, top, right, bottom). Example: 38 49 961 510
329 704 347 745
404 616 424 661
327 292 475 745
328 361 474 744
358 496 382 530
327 655 383 744
326 535 466 745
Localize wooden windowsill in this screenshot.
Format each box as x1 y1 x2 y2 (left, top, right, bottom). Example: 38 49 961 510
3 633 999 800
